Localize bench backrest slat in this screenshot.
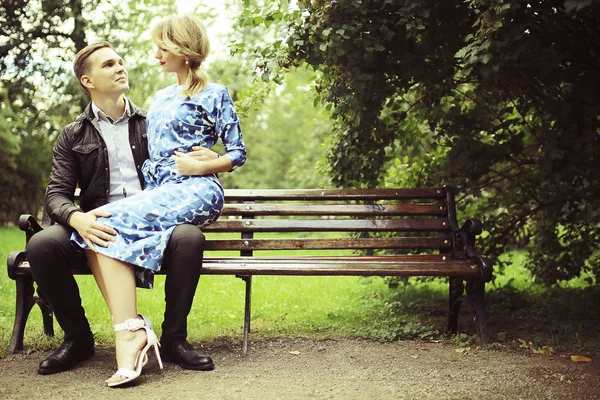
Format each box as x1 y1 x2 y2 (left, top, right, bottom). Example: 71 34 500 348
224 188 445 201
204 237 451 251
200 187 457 258
205 218 449 232
50 188 456 256
222 203 447 216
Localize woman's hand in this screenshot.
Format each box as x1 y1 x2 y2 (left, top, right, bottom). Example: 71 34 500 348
173 148 233 176
173 151 205 176
186 146 220 162
68 210 117 252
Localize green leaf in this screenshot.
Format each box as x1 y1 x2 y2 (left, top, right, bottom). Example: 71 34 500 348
455 47 468 59
253 16 264 26
563 0 592 12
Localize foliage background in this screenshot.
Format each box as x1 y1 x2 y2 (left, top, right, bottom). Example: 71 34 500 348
240 0 600 286
1 0 599 287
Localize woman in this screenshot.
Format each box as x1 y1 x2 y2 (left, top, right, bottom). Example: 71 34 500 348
71 15 246 387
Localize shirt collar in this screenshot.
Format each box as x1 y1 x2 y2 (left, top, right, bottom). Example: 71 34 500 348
91 97 132 124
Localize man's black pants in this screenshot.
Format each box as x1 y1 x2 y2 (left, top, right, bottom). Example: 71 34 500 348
26 223 205 344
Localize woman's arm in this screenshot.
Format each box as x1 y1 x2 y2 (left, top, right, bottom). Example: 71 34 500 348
216 87 246 171
173 86 246 176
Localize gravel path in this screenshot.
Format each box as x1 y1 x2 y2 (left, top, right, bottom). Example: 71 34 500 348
1 338 598 399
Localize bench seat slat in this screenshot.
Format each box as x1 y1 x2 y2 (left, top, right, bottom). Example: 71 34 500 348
205 219 449 232
205 255 453 262
205 238 451 251
201 261 479 277
14 255 475 275
224 188 445 201
221 203 447 216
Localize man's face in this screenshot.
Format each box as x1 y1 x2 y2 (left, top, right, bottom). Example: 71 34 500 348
82 47 129 96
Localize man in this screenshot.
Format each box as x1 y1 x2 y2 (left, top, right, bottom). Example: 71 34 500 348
27 41 218 374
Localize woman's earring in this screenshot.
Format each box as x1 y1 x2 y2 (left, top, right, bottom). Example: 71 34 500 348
185 60 189 65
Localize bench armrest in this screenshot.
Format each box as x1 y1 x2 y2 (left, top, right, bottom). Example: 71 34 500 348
7 251 27 280
455 218 493 283
7 215 42 281
18 214 43 243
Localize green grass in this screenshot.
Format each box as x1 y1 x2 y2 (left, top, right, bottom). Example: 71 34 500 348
0 227 400 357
0 227 25 355
2 226 599 358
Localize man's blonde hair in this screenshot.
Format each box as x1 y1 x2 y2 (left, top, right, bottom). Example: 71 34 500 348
73 41 113 94
152 15 210 97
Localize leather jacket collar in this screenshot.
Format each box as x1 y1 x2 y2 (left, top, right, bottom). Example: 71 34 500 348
75 98 147 124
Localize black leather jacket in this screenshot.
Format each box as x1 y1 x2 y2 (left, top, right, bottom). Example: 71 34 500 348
45 101 149 226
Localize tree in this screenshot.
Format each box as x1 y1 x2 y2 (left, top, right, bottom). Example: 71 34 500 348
241 0 600 285
0 0 176 223
0 0 330 223
210 0 332 190
212 63 332 189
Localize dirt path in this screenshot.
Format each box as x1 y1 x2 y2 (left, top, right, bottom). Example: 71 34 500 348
1 338 598 399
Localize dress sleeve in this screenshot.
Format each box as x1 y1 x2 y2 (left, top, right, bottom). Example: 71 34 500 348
216 87 246 170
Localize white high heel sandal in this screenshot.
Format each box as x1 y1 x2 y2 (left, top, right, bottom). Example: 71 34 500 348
107 314 163 387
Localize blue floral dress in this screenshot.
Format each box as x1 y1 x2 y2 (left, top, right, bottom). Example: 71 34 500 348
71 83 246 288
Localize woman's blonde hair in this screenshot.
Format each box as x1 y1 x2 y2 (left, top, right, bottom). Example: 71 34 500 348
152 15 210 97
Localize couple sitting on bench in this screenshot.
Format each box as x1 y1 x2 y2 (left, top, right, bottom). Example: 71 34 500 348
27 14 246 387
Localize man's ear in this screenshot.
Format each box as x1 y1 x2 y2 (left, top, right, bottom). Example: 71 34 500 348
81 75 94 90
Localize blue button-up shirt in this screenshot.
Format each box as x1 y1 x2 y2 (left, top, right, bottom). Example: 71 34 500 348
91 97 142 202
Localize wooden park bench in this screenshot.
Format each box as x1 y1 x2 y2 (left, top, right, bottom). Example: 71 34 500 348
7 187 493 355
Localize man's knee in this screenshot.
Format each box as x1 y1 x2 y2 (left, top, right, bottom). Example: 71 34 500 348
164 225 206 274
26 225 73 267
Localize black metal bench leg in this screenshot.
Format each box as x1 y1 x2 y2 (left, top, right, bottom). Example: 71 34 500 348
448 277 464 334
36 290 55 337
8 275 36 354
465 277 490 344
242 275 252 356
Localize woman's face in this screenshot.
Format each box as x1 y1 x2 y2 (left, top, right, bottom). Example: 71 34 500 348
154 46 187 76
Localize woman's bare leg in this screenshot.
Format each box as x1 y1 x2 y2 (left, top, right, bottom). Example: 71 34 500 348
88 254 111 313
86 251 147 384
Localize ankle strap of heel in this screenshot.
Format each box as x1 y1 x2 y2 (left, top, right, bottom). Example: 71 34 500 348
114 317 146 332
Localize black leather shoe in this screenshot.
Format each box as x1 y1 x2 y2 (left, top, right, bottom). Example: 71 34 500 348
38 336 95 375
160 340 214 371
